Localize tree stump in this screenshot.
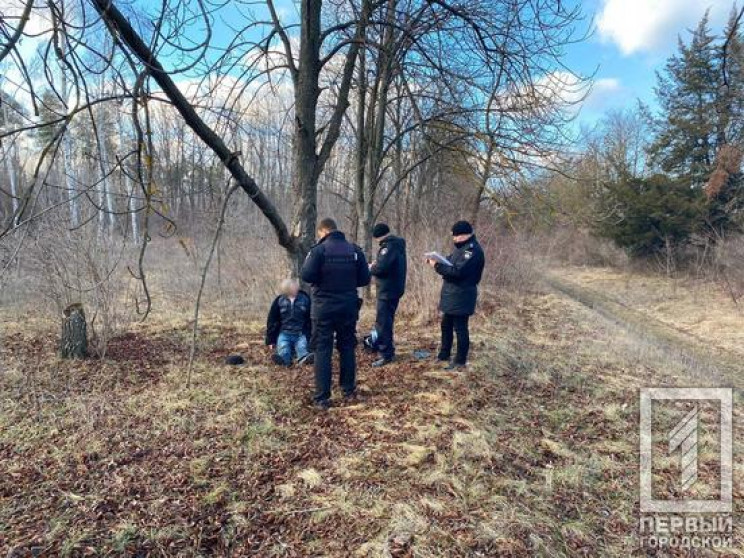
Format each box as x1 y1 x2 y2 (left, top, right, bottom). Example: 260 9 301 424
60 303 88 359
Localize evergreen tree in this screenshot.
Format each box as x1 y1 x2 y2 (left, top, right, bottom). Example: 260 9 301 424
706 7 744 236
646 8 744 240
647 14 720 187
36 90 67 147
595 174 705 258
717 6 744 147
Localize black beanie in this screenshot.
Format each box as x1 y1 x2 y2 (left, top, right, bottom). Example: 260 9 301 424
451 220 473 236
372 223 390 238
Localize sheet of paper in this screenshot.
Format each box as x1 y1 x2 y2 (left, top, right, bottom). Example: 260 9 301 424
425 251 452 266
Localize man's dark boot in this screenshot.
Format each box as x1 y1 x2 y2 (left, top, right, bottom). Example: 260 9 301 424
343 390 361 404
313 399 331 411
298 353 314 366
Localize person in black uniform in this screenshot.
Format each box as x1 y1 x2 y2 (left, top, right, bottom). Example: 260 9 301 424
301 218 371 409
366 223 407 367
427 220 485 370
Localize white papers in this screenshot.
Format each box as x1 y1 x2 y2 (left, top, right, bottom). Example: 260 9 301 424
425 251 452 266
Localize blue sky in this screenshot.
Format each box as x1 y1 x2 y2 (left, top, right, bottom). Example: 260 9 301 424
1 0 737 128
235 0 741 128
570 0 739 127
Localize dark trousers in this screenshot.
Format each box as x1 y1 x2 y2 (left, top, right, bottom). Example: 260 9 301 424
311 312 357 402
438 314 470 365
374 297 400 360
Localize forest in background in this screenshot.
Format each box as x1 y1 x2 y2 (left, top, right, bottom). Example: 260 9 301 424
515 10 744 281
1 2 743 350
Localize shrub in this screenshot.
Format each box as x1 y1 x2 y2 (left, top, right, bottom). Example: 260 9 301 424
594 174 705 258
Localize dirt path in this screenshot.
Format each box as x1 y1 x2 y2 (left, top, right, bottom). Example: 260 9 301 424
543 270 743 386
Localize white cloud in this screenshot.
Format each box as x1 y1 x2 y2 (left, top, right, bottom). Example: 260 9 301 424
534 71 592 107
593 77 621 93
0 0 54 105
583 77 622 110
0 0 52 37
597 0 732 55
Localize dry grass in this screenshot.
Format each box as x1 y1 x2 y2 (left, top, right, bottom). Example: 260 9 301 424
2 266 744 556
551 266 744 360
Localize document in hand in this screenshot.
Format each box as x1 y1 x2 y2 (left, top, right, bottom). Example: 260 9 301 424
425 251 452 266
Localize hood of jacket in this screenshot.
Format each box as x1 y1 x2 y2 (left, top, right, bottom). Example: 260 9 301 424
380 234 406 251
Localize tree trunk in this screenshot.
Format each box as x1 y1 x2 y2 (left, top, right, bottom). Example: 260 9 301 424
359 0 396 255
353 48 368 242
60 304 88 359
472 134 496 225
2 104 20 227
289 0 323 274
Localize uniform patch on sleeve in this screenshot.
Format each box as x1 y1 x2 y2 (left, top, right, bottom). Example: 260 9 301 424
464 251 472 259
380 247 388 256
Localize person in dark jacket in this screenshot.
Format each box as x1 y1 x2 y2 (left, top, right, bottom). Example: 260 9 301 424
427 220 485 370
365 223 407 367
301 218 371 410
265 278 313 367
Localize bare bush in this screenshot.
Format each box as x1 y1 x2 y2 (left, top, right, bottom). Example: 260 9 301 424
478 231 540 291
25 219 138 358
540 227 629 268
399 233 442 324
708 237 744 305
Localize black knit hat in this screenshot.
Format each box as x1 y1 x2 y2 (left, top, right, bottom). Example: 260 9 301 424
372 223 391 238
451 220 473 236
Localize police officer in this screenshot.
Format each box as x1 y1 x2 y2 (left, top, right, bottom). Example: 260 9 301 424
367 223 407 367
427 220 485 370
301 218 371 409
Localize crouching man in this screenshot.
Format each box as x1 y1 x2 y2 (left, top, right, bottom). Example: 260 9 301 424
265 278 314 367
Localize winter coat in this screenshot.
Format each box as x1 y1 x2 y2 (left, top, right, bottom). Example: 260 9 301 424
265 290 312 345
370 235 407 300
301 230 371 318
434 235 485 316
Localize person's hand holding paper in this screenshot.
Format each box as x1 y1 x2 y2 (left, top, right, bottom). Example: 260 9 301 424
425 251 452 266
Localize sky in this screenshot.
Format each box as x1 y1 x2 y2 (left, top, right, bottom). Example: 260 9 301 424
200 0 741 130
0 0 739 128
569 0 738 127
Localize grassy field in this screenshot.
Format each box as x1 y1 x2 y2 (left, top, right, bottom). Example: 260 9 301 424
1 268 743 556
551 266 744 358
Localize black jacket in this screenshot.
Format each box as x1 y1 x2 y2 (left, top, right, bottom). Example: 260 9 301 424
370 235 407 300
265 291 312 345
434 235 485 316
301 230 371 318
